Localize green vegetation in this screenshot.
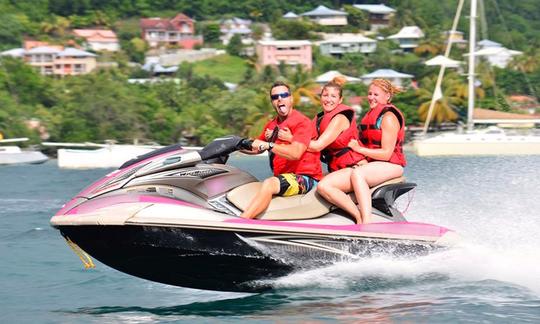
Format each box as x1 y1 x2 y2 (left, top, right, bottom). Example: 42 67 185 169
192 54 248 83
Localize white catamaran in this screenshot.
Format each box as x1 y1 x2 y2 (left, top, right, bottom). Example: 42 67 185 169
413 0 540 156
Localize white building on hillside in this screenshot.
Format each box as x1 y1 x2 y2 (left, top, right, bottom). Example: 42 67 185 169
361 69 413 88
220 17 253 45
387 26 425 50
466 39 521 68
353 4 396 31
425 55 461 69
316 70 361 84
317 33 377 57
283 12 299 20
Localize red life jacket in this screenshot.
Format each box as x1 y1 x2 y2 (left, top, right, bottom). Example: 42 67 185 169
259 110 322 180
314 104 365 172
359 104 407 166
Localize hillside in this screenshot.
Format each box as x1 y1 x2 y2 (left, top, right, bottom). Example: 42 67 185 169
0 0 538 51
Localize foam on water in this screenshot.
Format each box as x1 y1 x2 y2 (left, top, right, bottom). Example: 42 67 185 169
270 241 540 296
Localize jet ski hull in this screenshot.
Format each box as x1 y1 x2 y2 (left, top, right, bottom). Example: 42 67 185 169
55 221 446 292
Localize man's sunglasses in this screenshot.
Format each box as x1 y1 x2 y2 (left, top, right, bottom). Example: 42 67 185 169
270 92 291 100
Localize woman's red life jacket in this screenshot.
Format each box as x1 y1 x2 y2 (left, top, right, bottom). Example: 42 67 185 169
359 104 406 166
314 104 365 172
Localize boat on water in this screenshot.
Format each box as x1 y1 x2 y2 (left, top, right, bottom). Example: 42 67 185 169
50 135 458 292
57 143 162 169
414 126 540 156
43 141 181 169
0 138 48 165
413 0 540 157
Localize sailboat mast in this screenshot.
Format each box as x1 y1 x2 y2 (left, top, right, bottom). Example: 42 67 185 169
467 0 477 131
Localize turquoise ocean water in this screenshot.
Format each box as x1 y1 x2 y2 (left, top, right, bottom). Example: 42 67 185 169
1 154 540 323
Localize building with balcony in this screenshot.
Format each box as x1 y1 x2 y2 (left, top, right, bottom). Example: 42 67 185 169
256 40 312 70
317 33 377 57
353 4 396 32
140 13 203 49
1 41 97 76
25 46 97 75
220 17 253 45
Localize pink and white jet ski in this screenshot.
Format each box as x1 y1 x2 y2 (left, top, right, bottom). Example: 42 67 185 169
51 136 458 292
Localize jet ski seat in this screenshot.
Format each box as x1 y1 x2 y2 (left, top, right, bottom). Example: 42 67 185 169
227 176 405 221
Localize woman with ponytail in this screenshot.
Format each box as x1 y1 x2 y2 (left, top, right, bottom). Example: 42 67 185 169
347 78 407 224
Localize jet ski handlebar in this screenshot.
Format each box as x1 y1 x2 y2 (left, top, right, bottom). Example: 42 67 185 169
198 135 253 161
238 138 254 150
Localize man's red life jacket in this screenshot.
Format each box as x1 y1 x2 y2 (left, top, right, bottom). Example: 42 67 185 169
314 104 365 172
359 104 406 166
259 109 322 180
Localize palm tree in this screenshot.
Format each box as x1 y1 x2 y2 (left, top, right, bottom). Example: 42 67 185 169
287 66 319 115
393 9 417 27
509 48 539 73
414 41 443 57
417 73 484 124
245 92 273 138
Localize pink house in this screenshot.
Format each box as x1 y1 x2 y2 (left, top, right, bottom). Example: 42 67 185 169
256 40 312 70
140 13 203 49
73 29 120 52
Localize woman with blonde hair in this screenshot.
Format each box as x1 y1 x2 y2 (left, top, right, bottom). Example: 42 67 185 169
347 78 407 224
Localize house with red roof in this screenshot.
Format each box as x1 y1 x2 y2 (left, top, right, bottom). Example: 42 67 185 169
140 13 203 49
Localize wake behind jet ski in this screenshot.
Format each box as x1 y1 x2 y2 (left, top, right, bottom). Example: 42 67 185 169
50 135 458 292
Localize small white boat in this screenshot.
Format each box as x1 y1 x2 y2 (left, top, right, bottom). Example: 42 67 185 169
43 141 203 169
56 143 162 169
0 138 48 165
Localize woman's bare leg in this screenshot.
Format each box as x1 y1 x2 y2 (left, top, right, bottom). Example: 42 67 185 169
351 162 404 223
240 177 280 219
317 168 361 222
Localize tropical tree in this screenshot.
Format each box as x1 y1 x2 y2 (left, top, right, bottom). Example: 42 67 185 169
416 75 463 124
244 91 273 138
343 5 368 31
271 19 317 40
226 34 243 57
509 48 540 73
287 66 319 116
40 15 71 37
201 23 221 44
417 72 486 124
414 40 443 57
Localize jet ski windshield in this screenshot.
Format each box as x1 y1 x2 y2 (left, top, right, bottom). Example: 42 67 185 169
130 136 252 179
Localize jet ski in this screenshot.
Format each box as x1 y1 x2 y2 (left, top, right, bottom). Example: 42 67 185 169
50 135 458 292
